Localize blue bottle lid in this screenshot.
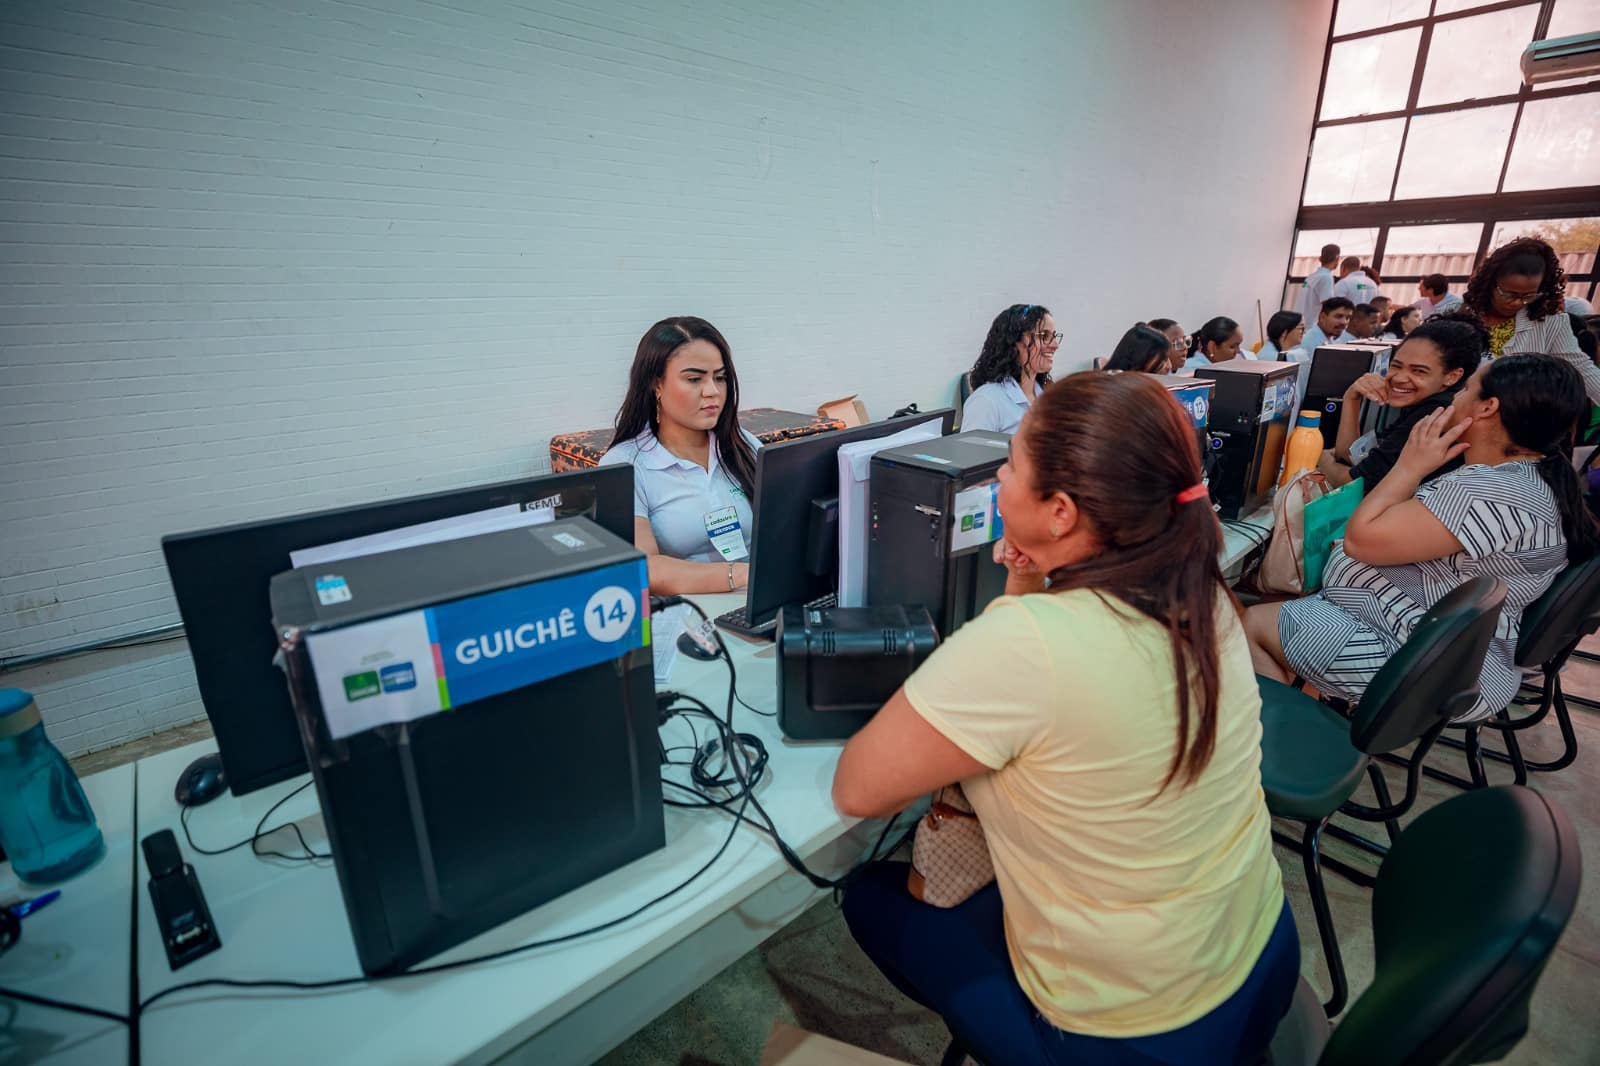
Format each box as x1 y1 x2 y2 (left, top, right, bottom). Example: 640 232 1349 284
0 689 35 716
1295 410 1322 429
0 689 41 739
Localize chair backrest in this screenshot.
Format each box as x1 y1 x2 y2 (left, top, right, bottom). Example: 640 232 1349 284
1348 577 1506 754
1515 557 1600 669
1321 785 1581 1066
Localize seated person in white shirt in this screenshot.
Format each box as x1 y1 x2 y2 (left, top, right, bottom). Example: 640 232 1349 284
1415 274 1464 318
1103 323 1173 373
961 304 1060 434
1370 295 1393 322
1298 296 1355 358
1348 302 1380 340
599 316 762 596
1256 311 1306 363
1181 316 1243 370
1147 318 1190 372
1381 305 1421 341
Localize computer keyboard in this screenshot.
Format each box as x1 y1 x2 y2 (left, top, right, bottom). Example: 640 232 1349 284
715 592 838 639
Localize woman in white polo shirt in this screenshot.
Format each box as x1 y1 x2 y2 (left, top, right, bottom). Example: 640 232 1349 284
599 317 762 595
960 304 1060 434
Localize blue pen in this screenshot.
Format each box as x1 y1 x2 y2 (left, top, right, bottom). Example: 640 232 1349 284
10 890 60 919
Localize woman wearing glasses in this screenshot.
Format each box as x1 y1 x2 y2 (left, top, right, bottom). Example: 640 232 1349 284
1148 319 1190 371
961 304 1061 434
1462 237 1600 403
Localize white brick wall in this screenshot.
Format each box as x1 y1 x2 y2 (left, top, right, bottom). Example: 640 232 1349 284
0 0 1332 755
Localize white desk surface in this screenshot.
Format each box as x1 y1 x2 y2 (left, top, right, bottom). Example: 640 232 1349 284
133 592 884 1066
0 761 134 1066
1219 504 1275 574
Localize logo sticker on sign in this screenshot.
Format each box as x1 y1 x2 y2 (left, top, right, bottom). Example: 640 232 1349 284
304 558 649 740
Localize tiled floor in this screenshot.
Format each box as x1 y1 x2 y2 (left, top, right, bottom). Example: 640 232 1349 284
74 642 1600 1065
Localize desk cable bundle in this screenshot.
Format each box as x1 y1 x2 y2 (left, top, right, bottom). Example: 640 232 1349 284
0 594 912 1063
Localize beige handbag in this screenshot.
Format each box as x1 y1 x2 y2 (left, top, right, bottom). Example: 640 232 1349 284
1253 469 1328 596
907 784 995 908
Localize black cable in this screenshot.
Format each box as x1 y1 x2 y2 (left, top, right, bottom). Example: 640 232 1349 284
138 783 754 1015
0 985 130 1024
179 780 330 863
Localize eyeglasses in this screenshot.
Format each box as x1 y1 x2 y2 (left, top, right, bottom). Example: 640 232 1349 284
1033 330 1064 345
1172 336 1193 351
1495 285 1542 305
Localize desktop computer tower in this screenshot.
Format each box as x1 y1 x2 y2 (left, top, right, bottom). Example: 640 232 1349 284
1304 345 1386 449
270 517 662 975
1150 374 1221 481
867 431 1011 638
1194 360 1300 519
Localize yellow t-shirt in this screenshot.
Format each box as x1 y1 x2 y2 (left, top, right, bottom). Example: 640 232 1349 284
903 589 1283 1038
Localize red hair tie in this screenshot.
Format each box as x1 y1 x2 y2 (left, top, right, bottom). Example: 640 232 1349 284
1175 484 1209 504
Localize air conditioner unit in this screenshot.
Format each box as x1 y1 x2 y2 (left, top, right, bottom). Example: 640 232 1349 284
1521 31 1600 85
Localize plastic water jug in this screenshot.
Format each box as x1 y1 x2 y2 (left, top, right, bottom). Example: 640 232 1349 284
0 689 105 884
1279 410 1324 488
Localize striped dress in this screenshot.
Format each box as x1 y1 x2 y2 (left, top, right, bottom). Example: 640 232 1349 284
1278 461 1567 722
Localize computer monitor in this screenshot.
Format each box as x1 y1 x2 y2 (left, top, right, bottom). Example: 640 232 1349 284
162 466 634 796
1305 345 1387 448
735 409 956 632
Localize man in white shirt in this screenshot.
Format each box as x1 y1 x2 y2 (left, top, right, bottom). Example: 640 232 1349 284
1414 274 1463 318
1331 257 1377 304
1298 297 1355 359
1295 243 1340 326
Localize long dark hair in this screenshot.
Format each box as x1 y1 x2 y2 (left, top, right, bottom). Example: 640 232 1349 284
1104 324 1171 373
1023 373 1231 790
970 304 1053 389
1383 306 1418 338
1402 310 1487 383
1465 237 1567 321
1477 355 1597 563
1189 316 1238 361
1266 310 1302 350
610 316 757 496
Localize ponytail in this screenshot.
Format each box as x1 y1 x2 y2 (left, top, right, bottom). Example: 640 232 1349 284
1536 452 1598 564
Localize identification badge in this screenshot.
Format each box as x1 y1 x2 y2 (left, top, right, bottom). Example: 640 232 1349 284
1348 430 1378 466
704 506 749 561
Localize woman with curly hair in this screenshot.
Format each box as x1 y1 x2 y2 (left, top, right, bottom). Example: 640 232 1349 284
1462 237 1600 403
961 304 1060 433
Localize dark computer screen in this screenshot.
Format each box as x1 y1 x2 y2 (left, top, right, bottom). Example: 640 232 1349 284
162 465 633 796
743 409 956 627
1305 346 1382 401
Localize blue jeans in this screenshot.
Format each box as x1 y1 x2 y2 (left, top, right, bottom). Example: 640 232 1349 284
842 862 1300 1066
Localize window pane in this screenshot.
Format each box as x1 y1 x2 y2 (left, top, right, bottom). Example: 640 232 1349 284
1304 118 1407 204
1547 0 1600 40
1434 0 1498 14
1504 94 1600 189
1418 6 1540 106
1491 217 1600 275
1321 28 1423 119
1335 0 1430 36
1381 224 1484 281
1393 104 1518 198
1292 228 1379 276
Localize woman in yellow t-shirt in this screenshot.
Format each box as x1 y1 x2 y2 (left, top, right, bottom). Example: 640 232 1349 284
833 372 1297 1065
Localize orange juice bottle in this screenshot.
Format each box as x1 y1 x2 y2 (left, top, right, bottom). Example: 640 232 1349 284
1279 410 1323 488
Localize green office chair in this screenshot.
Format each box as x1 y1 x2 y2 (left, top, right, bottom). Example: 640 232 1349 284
1257 576 1506 1017
1421 557 1600 790
1266 785 1581 1066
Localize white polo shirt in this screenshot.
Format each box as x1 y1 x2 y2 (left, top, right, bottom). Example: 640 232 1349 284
598 428 762 563
961 377 1041 434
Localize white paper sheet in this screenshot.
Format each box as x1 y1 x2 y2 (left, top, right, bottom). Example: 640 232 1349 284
289 503 554 569
835 420 944 607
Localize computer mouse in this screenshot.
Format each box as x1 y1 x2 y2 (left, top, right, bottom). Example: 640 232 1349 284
677 628 721 662
175 753 227 807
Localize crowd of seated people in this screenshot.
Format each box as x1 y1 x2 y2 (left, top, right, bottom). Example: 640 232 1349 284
594 233 1598 1064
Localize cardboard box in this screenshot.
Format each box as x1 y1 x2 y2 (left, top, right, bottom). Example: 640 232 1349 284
817 395 870 428
760 1023 913 1066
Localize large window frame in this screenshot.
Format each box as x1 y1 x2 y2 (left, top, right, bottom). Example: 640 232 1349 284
1287 0 1600 308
